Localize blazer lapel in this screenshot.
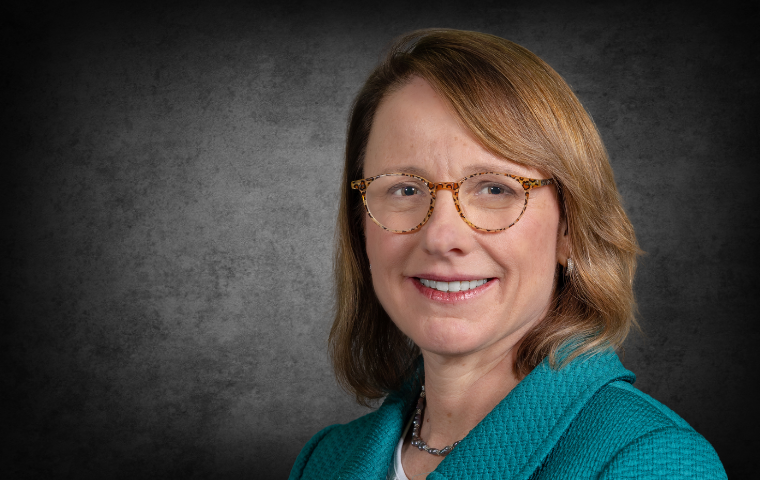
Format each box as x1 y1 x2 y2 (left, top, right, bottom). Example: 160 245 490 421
334 375 420 479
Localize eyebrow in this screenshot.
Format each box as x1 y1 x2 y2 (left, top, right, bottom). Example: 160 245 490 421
371 163 534 180
463 164 531 177
382 166 429 177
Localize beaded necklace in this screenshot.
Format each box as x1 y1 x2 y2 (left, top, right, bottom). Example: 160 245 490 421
410 385 461 456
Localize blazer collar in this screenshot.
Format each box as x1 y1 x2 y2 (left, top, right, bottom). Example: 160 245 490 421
334 351 633 479
431 350 635 479
333 366 421 479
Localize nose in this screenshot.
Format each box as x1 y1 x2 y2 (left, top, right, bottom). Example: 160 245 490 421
419 186 474 256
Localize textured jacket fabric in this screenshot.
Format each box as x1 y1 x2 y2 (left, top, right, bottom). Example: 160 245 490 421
290 352 726 479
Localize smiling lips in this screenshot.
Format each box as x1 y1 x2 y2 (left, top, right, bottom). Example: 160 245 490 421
413 276 492 303
418 278 489 292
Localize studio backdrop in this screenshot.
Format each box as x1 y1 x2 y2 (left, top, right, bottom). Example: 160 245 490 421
4 0 758 478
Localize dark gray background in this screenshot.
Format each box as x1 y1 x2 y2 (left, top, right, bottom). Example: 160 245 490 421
3 0 758 478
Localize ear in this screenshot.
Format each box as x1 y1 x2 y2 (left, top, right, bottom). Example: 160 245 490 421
556 217 571 267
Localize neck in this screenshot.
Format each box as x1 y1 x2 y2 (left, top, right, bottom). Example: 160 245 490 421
418 343 522 449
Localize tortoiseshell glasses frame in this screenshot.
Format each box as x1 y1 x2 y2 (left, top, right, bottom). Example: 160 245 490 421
351 172 555 233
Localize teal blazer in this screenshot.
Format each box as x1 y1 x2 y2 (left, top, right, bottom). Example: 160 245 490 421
290 352 726 479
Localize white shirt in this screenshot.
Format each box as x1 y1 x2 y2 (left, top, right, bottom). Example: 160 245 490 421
386 417 412 480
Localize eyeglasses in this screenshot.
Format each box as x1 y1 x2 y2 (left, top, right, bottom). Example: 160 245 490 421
351 172 554 233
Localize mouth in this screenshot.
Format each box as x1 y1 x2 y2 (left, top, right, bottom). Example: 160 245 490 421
417 278 490 292
412 276 494 304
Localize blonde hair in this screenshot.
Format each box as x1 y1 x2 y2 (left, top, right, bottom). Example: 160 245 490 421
330 29 641 405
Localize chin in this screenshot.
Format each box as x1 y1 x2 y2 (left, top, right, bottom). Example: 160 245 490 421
409 320 493 356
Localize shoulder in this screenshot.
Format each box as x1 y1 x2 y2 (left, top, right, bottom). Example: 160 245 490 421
288 423 342 480
535 380 726 479
288 375 419 479
584 380 693 431
594 382 726 478
598 424 726 479
288 409 388 480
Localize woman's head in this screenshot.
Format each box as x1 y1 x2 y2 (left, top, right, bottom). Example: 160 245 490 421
331 29 640 404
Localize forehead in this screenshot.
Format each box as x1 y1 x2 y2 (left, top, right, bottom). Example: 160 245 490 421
364 77 540 180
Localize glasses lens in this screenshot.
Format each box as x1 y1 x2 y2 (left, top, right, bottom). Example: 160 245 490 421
364 174 431 231
459 174 527 230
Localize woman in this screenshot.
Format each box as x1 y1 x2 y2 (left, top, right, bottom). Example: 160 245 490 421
290 29 725 479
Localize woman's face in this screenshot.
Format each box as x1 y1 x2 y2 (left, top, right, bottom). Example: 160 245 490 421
364 77 569 358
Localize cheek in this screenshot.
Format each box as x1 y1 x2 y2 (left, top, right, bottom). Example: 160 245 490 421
364 224 407 285
526 228 561 301
364 221 415 267
365 225 418 318
364 223 384 268
492 215 561 309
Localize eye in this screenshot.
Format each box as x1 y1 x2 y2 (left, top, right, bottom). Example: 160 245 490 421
391 185 422 196
476 183 515 196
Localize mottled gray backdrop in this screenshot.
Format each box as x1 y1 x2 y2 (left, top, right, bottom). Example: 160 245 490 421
4 0 758 478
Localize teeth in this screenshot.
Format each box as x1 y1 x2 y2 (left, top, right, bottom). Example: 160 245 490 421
420 278 488 292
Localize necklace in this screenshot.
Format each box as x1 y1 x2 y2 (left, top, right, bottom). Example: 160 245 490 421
410 385 461 456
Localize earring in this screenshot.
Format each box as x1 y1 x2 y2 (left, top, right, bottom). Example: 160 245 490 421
369 264 372 271
565 258 574 277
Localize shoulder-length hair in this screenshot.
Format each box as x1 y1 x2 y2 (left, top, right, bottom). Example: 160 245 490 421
330 29 640 405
